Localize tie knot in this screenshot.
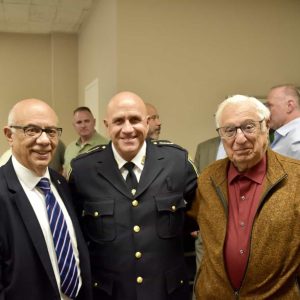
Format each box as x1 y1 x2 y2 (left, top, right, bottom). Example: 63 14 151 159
37 178 51 195
123 162 135 172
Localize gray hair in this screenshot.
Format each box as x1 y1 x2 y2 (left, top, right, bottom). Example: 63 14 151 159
215 95 270 128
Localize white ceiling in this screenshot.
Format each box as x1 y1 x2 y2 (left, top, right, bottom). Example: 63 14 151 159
0 0 94 34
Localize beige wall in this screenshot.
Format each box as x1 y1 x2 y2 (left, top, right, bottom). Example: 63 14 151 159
78 0 300 157
0 32 78 153
78 0 117 138
1 0 300 157
116 0 300 157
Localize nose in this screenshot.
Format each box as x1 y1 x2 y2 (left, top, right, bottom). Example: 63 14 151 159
122 120 134 133
235 128 247 143
156 118 161 126
36 131 51 144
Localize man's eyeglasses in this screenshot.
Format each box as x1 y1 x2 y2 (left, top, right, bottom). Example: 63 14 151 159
10 125 62 139
216 119 265 139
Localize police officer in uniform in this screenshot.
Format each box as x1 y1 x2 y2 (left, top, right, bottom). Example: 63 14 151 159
69 91 197 300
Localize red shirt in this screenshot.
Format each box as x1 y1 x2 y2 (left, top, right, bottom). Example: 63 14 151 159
224 155 267 290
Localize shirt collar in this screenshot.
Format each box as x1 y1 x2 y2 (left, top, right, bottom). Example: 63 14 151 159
228 154 267 184
75 131 97 146
12 155 50 190
276 117 300 137
112 141 147 171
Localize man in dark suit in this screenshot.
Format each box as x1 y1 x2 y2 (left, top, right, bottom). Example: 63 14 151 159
69 91 198 300
192 136 226 299
0 98 92 300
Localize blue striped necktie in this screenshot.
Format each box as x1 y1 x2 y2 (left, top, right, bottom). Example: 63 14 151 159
37 178 79 299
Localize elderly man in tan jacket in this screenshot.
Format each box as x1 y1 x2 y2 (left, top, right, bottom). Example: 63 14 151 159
189 95 300 299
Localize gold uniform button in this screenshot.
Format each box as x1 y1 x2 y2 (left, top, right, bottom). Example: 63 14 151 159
132 200 139 207
180 280 184 284
137 276 143 284
94 211 99 217
94 281 99 287
171 205 176 212
133 225 140 233
135 251 142 259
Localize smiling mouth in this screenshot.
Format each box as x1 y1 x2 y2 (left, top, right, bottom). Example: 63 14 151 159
34 150 50 156
234 148 251 154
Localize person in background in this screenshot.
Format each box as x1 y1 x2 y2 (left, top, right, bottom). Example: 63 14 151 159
192 136 226 300
63 106 108 178
189 94 300 298
266 84 300 159
0 148 12 166
69 91 198 300
49 139 66 173
145 102 161 140
0 98 92 300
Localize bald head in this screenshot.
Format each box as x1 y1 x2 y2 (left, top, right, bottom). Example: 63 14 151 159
105 91 147 118
4 98 60 176
145 103 161 140
104 91 149 161
8 98 58 126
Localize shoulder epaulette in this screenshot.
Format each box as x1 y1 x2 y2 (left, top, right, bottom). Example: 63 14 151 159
151 139 186 150
151 139 173 146
73 144 107 161
87 144 107 153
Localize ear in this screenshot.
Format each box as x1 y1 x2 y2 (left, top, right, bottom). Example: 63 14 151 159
3 126 13 146
103 119 109 130
287 99 295 113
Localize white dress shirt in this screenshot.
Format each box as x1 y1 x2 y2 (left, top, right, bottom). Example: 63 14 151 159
111 141 147 181
12 155 82 300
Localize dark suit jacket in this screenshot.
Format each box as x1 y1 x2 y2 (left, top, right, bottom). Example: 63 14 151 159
0 159 92 300
69 140 198 300
194 136 221 173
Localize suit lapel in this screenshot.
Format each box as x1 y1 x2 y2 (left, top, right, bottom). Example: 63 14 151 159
136 141 163 196
3 160 58 293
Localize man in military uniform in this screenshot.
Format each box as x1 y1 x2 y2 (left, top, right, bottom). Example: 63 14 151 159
69 91 197 300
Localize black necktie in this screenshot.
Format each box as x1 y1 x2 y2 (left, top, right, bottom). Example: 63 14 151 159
123 162 138 194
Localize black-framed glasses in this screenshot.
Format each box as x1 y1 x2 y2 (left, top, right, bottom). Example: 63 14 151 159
216 119 265 139
10 125 62 139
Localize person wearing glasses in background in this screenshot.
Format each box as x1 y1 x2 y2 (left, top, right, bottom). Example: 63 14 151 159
145 103 161 140
188 95 300 299
0 99 92 300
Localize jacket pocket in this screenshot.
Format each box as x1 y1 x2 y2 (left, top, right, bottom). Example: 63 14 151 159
92 272 114 296
82 199 116 242
165 264 189 295
155 193 186 238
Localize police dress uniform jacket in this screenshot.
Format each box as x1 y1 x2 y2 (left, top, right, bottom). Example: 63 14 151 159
69 140 198 300
0 159 92 300
188 149 300 299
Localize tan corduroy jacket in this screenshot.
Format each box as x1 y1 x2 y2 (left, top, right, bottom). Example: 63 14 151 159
189 149 300 299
